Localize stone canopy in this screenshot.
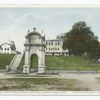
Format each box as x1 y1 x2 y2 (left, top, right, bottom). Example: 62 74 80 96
23 27 46 74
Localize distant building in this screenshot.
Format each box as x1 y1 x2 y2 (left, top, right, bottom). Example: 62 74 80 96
45 39 69 56
0 41 17 54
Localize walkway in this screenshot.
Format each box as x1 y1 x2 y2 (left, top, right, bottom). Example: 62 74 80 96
0 72 100 91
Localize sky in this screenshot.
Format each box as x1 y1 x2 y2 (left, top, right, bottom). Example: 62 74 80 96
0 7 100 51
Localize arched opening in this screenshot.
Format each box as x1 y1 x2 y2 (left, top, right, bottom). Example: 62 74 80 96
30 54 38 72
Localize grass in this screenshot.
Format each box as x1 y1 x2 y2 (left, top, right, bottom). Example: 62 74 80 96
0 54 14 69
0 78 87 91
18 55 100 71
46 55 100 70
31 54 38 70
0 54 100 71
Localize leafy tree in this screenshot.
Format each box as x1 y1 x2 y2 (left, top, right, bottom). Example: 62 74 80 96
63 21 100 58
56 33 64 40
87 40 100 59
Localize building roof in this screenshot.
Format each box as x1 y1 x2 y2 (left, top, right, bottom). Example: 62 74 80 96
0 42 16 50
26 27 42 39
45 39 63 41
1 42 10 46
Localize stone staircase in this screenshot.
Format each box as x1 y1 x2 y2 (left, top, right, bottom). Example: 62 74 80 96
9 53 23 72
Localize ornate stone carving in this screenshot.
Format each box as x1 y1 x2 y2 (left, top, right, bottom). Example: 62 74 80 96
23 28 46 74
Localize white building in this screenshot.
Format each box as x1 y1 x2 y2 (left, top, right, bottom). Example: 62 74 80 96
45 39 69 56
0 41 17 54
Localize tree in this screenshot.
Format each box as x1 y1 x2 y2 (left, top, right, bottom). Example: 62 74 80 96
63 21 100 58
56 33 65 40
87 40 100 59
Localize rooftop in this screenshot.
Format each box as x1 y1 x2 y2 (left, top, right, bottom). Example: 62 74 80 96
26 27 42 38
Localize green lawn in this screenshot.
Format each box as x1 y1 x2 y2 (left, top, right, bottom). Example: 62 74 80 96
46 55 100 70
0 54 100 71
0 54 14 69
31 54 38 70
0 78 87 91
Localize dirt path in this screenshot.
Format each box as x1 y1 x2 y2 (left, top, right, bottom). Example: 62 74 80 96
0 72 100 91
59 73 100 91
0 73 14 79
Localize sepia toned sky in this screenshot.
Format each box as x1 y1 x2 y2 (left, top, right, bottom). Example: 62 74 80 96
0 7 100 51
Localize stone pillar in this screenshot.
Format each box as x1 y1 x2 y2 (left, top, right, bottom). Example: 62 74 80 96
23 46 30 73
38 47 46 74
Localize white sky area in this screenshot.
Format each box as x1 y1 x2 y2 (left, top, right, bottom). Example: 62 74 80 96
0 7 100 52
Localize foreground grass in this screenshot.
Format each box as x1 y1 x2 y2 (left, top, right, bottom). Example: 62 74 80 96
46 55 100 70
0 54 14 69
0 78 87 91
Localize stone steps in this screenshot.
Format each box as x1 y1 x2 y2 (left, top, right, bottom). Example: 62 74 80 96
9 53 23 72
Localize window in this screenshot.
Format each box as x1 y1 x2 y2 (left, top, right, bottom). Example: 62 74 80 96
46 48 47 50
55 42 57 45
51 41 53 45
46 41 48 45
5 48 6 50
58 42 59 45
7 48 9 51
58 48 59 51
